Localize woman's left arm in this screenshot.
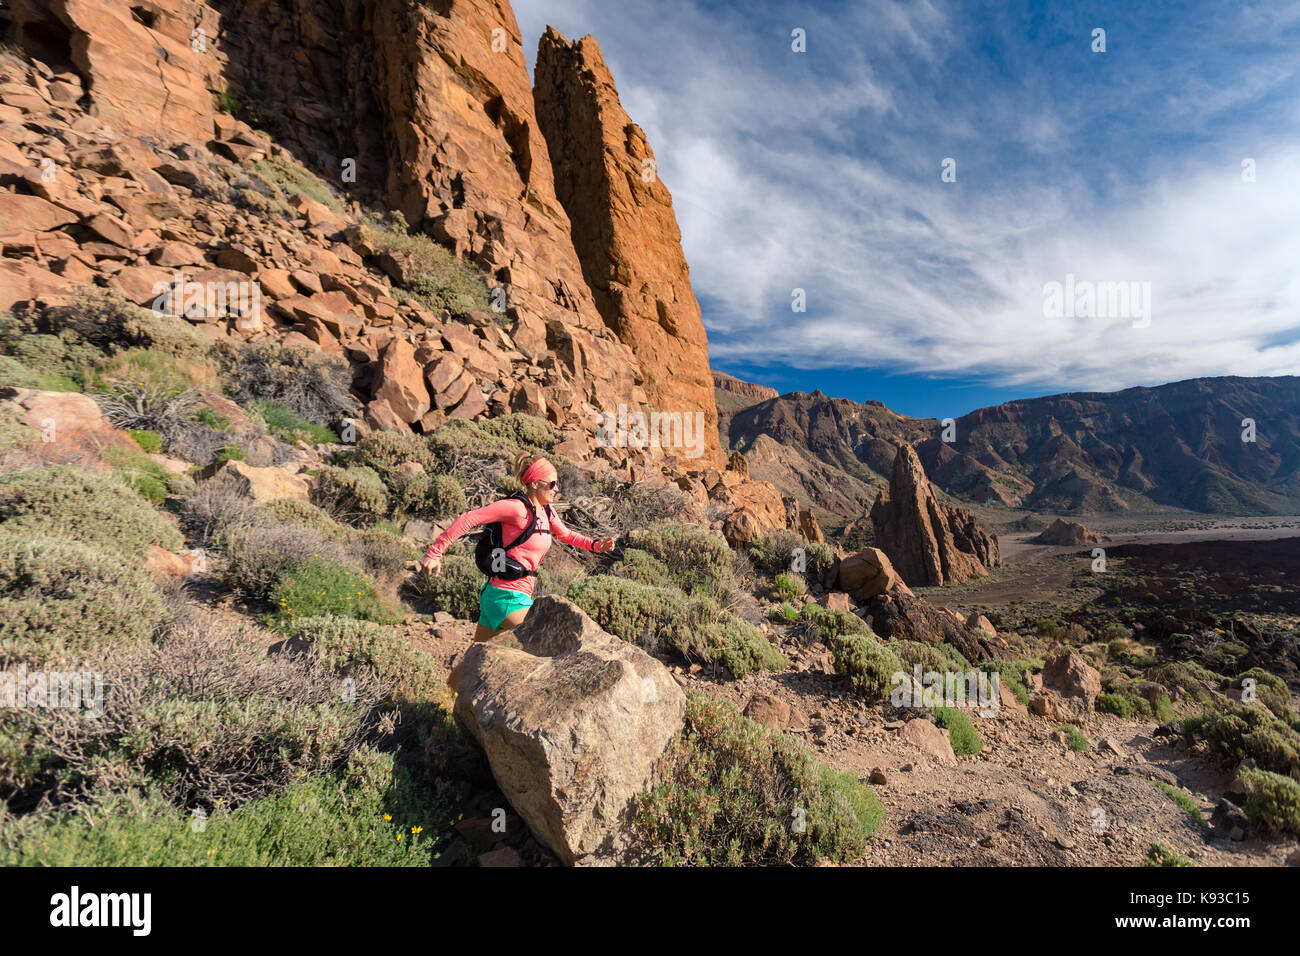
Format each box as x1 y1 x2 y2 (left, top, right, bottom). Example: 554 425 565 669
550 512 610 552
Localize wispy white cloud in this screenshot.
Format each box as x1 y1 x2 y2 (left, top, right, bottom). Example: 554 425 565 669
512 0 1300 394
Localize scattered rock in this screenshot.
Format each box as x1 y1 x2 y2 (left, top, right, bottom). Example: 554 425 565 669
900 717 957 766
1031 518 1100 545
197 460 311 503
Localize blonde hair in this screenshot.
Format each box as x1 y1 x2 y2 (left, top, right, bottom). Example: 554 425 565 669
514 451 547 484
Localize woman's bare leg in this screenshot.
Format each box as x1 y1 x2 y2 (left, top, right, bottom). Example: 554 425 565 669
496 607 529 631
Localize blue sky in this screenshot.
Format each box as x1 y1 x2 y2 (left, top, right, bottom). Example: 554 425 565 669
513 0 1300 419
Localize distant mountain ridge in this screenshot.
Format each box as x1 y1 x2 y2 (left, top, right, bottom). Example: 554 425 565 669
718 374 1300 520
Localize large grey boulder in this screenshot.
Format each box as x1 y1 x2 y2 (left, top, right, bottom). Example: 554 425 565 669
453 596 686 866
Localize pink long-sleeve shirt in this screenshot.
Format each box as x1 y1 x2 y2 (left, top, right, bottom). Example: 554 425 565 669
424 497 595 596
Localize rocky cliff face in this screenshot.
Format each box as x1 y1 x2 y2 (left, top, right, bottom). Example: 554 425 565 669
870 444 1000 587
713 370 777 404
534 27 722 468
4 1 740 467
1 1 804 535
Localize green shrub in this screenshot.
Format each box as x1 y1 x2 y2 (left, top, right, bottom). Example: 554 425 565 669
1154 693 1175 724
216 442 246 462
252 399 336 445
0 606 396 809
221 520 347 601
568 574 688 649
0 747 455 866
894 638 974 675
1240 767 1300 836
1153 780 1208 828
1146 661 1225 708
627 524 734 597
412 554 482 621
1187 703 1300 779
345 527 419 580
354 430 437 476
269 558 397 628
0 352 81 390
1235 668 1296 724
748 530 835 581
626 692 883 865
475 414 558 450
426 418 521 465
773 572 805 602
392 471 466 520
363 210 489 317
311 465 390 522
44 289 214 361
1100 621 1132 644
191 407 230 431
800 602 872 642
0 532 168 666
249 153 343 211
768 602 799 623
1143 842 1192 867
568 575 783 679
932 707 983 755
0 466 182 557
1058 725 1089 751
609 548 672 587
0 404 34 452
91 345 215 393
827 631 904 702
1098 692 1137 720
290 615 447 705
103 444 175 503
665 596 786 679
1036 618 1061 639
265 498 349 538
128 429 163 453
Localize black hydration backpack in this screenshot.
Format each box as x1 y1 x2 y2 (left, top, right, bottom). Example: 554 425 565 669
469 492 553 580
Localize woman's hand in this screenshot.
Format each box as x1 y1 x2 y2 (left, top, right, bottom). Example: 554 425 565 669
593 537 616 554
419 553 441 576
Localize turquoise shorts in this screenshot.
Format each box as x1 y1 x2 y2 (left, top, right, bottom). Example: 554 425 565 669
477 580 533 631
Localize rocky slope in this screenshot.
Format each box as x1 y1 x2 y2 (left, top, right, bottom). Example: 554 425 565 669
6 0 723 465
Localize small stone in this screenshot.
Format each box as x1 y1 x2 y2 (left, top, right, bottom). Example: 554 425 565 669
869 768 888 785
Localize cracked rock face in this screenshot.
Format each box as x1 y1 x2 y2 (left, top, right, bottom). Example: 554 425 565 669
453 596 685 866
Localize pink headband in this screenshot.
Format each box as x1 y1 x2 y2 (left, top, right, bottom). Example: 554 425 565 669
521 458 557 485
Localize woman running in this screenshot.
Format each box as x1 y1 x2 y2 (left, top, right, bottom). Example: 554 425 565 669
419 452 615 690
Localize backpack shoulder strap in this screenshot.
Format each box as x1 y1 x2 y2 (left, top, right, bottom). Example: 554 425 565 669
503 493 539 550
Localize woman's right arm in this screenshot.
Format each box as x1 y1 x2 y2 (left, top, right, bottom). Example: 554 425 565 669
420 499 522 574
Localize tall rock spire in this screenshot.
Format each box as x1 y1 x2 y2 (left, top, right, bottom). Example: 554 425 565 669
534 26 723 468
